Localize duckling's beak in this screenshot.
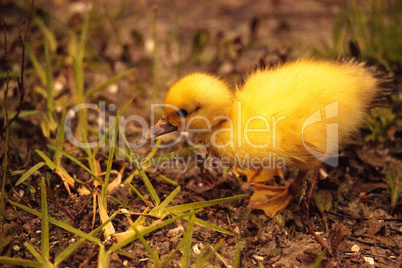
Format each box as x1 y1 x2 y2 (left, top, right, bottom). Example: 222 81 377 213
145 118 178 139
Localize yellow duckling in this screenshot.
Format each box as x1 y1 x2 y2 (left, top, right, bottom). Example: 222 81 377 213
146 59 384 217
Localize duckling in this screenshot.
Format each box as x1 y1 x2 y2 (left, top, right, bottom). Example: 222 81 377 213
146 59 384 217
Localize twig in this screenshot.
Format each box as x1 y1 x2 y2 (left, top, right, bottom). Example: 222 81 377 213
305 167 329 250
55 200 75 221
78 245 98 268
304 167 340 267
325 210 402 222
348 235 398 253
1 6 11 222
209 243 230 268
77 193 92 216
151 4 158 102
1 0 33 132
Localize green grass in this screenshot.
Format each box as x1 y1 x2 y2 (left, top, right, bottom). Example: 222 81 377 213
386 169 402 214
1 6 246 266
312 0 401 69
8 102 245 267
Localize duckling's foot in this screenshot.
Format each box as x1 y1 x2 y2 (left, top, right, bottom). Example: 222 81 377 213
248 184 292 217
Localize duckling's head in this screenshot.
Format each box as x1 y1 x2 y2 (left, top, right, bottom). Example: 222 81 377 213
146 73 234 139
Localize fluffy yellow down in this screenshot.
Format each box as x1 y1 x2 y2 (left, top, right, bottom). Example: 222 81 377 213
164 60 379 169
160 59 382 216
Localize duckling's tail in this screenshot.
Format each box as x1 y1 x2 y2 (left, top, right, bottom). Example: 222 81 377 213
342 59 393 108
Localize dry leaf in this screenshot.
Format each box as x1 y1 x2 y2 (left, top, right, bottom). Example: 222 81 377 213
248 183 291 217
97 192 116 238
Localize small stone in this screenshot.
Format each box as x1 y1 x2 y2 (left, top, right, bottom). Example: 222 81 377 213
193 243 202 254
252 255 264 261
233 226 240 234
4 208 18 221
363 256 374 265
107 84 119 94
22 223 31 233
166 225 184 238
351 244 360 252
110 252 120 262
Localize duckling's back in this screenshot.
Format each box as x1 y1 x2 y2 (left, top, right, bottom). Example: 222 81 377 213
233 59 383 169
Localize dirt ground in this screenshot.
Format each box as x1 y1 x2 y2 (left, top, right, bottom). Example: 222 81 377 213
1 0 401 267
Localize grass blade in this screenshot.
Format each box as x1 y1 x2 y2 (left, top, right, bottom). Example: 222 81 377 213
97 245 110 268
44 41 54 114
85 68 136 98
181 214 196 268
102 111 120 210
232 240 243 268
149 186 181 217
108 195 131 210
165 194 247 214
36 150 56 170
54 165 75 190
119 128 160 205
53 109 66 167
5 110 38 118
155 174 179 187
35 150 74 190
159 241 183 267
148 145 204 168
47 146 103 185
91 94 133 155
121 96 136 115
73 7 91 142
0 257 42 267
15 162 46 186
97 191 116 238
24 243 46 264
132 225 160 266
193 218 233 235
34 16 57 53
127 183 148 205
110 211 198 252
26 45 46 85
40 177 49 261
142 139 161 166
386 169 401 214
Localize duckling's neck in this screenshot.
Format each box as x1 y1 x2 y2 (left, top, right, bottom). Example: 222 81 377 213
200 118 234 159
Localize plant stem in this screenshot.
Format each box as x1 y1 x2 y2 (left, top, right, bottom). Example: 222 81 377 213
152 5 158 102
1 22 10 223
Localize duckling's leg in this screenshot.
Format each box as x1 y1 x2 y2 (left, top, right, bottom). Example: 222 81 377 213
248 170 307 217
288 170 308 198
245 168 280 183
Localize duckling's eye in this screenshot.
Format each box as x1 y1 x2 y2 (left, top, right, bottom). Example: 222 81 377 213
177 109 189 118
